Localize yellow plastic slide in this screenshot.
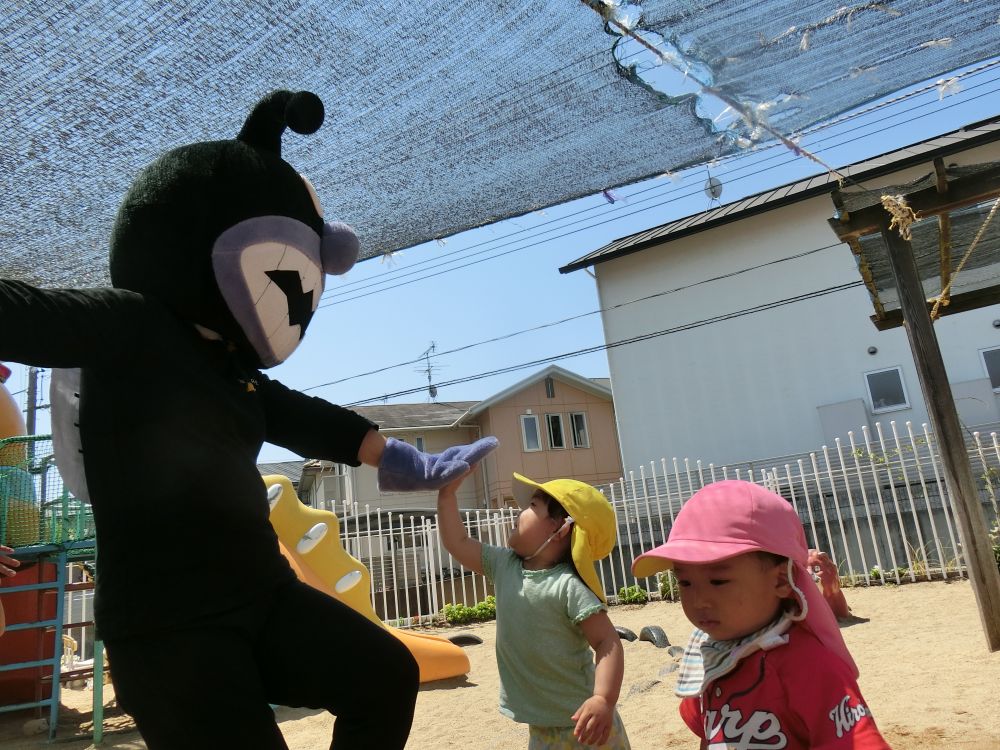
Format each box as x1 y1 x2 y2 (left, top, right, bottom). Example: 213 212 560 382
1 367 38 547
0 367 27 465
263 475 470 683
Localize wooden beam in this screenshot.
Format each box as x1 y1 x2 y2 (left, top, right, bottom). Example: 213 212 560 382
831 190 850 223
934 157 953 310
835 167 1000 239
934 156 948 194
847 237 886 320
868 286 1000 330
880 215 1000 651
938 212 953 311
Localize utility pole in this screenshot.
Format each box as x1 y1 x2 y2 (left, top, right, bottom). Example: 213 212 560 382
26 365 38 435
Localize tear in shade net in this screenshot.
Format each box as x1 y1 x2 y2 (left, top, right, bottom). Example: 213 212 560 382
1 0 996 288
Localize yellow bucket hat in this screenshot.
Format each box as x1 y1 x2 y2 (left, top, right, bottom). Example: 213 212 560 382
511 473 617 603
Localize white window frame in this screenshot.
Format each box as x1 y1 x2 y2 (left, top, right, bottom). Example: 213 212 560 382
980 346 1000 392
864 366 910 414
569 412 590 448
520 414 542 452
546 413 566 450
414 436 425 452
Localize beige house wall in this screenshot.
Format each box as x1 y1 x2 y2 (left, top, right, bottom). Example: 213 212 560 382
296 374 622 514
476 378 622 506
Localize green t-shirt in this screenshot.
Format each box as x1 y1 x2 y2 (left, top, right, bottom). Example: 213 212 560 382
482 544 605 727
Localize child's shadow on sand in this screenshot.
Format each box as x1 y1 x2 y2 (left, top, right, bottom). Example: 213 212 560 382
419 675 478 692
274 706 325 724
838 614 871 629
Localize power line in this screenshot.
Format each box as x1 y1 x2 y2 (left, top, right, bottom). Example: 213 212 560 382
303 240 843 393
344 280 865 406
301 81 1000 400
318 100 992 309
323 59 1000 297
320 78 1000 306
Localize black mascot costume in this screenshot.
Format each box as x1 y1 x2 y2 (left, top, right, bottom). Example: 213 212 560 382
0 90 496 749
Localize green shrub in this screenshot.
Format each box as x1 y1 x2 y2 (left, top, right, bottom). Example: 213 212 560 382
443 595 497 625
617 584 648 605
472 595 496 620
658 571 679 600
442 603 475 625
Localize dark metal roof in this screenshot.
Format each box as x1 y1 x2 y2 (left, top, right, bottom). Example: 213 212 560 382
560 117 1000 274
352 402 478 430
257 461 303 484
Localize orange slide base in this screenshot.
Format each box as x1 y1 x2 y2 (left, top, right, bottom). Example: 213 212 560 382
277 542 470 683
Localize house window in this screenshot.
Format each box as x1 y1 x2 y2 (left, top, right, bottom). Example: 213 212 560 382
981 347 1000 391
544 376 555 398
865 367 909 413
570 412 590 448
546 413 565 449
520 414 541 452
414 436 425 452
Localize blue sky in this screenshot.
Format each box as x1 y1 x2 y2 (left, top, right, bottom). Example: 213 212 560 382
5 59 999 463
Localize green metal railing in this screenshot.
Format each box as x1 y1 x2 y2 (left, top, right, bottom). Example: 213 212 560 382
0 436 95 548
1 435 102 743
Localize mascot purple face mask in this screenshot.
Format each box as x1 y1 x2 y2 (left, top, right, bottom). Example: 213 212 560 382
109 90 358 367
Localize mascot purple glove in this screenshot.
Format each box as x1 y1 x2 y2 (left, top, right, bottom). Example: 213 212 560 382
378 436 499 492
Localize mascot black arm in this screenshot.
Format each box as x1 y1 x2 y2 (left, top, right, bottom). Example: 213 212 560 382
0 280 150 368
258 374 378 466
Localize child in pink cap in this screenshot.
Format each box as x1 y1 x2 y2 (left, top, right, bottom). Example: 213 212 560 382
632 480 891 749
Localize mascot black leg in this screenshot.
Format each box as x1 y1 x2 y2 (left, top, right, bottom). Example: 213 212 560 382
257 580 419 749
105 614 290 749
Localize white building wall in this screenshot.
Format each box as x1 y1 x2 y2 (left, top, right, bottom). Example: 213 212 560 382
596 140 1000 469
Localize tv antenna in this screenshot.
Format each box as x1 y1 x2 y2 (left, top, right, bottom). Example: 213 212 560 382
415 342 441 400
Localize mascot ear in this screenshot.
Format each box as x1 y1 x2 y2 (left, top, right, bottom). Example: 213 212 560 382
238 90 324 156
322 221 359 276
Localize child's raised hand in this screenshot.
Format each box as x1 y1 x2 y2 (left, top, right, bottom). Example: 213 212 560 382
438 467 475 500
571 695 613 746
0 545 20 577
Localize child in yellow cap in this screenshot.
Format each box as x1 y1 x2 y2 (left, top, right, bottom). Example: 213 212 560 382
438 471 630 749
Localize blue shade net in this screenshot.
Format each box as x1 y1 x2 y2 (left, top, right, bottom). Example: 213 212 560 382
1 0 996 287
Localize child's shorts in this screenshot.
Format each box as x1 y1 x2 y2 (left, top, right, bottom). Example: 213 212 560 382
528 711 631 750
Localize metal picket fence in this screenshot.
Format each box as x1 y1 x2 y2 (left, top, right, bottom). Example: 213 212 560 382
334 419 1000 628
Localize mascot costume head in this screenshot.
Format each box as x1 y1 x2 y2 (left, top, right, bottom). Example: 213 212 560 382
108 89 358 368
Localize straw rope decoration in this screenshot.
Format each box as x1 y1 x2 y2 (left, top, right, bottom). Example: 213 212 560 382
880 195 918 241
929 195 1000 320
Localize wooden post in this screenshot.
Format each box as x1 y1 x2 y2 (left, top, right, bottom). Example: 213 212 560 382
880 217 1000 651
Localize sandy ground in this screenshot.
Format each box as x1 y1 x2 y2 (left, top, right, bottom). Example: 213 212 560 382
2 579 999 749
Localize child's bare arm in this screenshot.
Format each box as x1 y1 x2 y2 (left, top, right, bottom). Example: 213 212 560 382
436 471 484 575
0 545 19 638
572 610 624 745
